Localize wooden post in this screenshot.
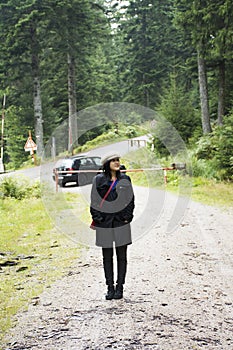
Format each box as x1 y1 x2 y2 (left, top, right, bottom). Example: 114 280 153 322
55 169 58 192
163 169 167 185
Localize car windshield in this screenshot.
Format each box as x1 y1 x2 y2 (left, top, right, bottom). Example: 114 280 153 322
55 159 73 168
92 157 101 166
55 156 101 169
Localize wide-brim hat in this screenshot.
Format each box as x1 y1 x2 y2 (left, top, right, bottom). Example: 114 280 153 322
101 152 121 165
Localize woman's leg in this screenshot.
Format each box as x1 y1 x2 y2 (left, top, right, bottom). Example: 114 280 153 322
115 245 128 299
102 247 115 300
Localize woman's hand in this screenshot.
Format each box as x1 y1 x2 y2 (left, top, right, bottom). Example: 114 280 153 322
94 215 104 223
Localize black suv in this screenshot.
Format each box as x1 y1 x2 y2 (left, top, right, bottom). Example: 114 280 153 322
52 155 102 187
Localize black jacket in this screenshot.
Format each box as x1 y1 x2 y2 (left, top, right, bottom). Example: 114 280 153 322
90 173 135 247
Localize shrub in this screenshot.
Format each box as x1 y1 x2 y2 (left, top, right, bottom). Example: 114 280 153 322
0 177 41 200
213 121 233 180
125 126 137 138
193 112 233 180
195 134 215 160
191 157 220 179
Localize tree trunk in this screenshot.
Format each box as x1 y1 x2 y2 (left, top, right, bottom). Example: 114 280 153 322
217 60 225 126
33 76 44 157
142 73 149 107
197 50 212 134
67 52 78 154
30 24 44 157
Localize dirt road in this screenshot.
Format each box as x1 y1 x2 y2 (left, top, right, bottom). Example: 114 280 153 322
4 188 233 350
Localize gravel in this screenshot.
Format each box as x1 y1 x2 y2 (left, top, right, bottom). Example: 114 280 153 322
4 188 233 350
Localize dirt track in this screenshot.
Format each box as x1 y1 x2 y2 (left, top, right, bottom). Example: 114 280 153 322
4 188 233 350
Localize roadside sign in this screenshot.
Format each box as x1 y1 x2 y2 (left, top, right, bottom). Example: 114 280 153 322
24 131 37 164
24 136 37 152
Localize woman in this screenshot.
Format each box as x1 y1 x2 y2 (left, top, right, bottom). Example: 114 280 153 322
90 152 135 300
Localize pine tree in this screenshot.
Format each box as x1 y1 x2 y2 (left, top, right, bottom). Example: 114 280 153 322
118 0 178 108
174 0 233 132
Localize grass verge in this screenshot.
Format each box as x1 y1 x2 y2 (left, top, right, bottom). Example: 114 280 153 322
122 148 233 209
130 170 233 209
0 197 80 344
189 178 233 208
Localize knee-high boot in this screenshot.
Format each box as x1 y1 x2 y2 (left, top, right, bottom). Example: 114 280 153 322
115 245 127 299
102 248 115 300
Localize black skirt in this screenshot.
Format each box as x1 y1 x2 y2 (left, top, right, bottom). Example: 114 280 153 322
95 222 132 248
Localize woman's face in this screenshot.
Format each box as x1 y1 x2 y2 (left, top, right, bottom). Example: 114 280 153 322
109 158 120 172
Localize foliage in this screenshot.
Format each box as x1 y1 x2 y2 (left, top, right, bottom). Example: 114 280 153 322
75 124 142 153
78 130 119 152
0 0 233 174
0 0 115 167
118 0 180 108
78 123 112 146
190 156 220 179
192 112 233 179
126 147 233 207
213 118 233 179
151 75 201 157
158 75 200 141
0 177 41 199
174 0 233 127
125 126 137 138
4 105 30 168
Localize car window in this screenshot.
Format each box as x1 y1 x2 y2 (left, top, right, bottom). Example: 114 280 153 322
79 158 92 166
92 157 101 166
56 159 72 168
72 159 81 169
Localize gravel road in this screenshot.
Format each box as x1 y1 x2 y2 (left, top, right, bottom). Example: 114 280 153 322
4 187 233 350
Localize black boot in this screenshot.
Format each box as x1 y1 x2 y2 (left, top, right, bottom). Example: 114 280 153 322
105 285 115 300
115 245 127 300
114 284 123 299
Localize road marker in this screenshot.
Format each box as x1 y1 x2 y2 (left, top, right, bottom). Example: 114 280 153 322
24 131 37 164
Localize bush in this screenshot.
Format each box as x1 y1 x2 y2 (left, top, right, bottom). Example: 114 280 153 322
193 112 233 180
213 122 233 180
0 177 41 200
125 126 137 138
75 123 143 153
153 74 201 157
195 135 215 160
191 156 220 179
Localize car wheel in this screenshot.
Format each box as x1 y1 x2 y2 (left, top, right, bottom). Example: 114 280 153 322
60 180 66 187
78 173 87 186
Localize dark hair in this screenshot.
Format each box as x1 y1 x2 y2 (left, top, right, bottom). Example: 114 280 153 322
103 160 121 179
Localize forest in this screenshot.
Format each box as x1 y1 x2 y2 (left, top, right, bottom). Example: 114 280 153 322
0 0 233 180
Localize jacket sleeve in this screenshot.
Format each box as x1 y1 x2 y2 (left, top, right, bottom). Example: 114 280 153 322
90 176 104 223
120 176 135 222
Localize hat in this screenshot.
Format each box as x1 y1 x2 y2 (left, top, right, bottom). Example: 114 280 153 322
101 152 121 165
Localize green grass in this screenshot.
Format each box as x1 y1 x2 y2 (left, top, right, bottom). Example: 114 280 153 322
74 124 146 154
130 170 233 209
0 197 80 344
189 178 233 208
123 148 233 209
162 173 233 208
